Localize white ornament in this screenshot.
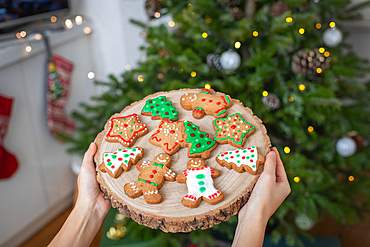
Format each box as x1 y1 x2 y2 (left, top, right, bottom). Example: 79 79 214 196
220 50 241 70
323 27 343 48
336 137 357 157
295 214 315 231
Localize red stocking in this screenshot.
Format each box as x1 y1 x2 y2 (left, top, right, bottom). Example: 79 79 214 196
46 54 75 142
0 94 19 179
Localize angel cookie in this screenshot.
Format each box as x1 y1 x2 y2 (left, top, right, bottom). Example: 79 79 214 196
176 158 224 208
99 147 144 178
141 96 179 121
180 89 232 119
216 146 265 175
105 114 148 147
124 153 177 204
213 113 256 148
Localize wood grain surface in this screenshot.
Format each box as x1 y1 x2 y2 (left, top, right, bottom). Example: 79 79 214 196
94 89 271 233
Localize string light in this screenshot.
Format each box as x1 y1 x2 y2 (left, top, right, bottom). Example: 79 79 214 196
263 118 269 123
299 84 306 91
35 33 42 40
87 72 95 79
316 68 323 74
20 31 26 38
168 21 175 27
25 46 32 53
125 64 131 71
348 175 355 182
205 84 211 89
308 126 314 132
252 31 259 37
329 21 336 28
324 51 330 57
178 68 183 73
157 73 163 79
154 12 161 18
294 176 301 183
50 16 57 23
286 17 293 23
202 32 208 38
191 71 196 77
234 41 241 49
65 19 73 29
187 3 192 8
316 23 321 29
75 15 83 25
262 91 268 97
15 32 22 39
298 28 305 34
284 146 291 154
205 15 212 23
83 27 92 34
137 75 144 82
289 97 294 102
319 47 325 53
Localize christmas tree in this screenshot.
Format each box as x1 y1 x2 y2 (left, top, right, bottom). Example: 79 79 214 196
68 0 370 246
183 121 216 155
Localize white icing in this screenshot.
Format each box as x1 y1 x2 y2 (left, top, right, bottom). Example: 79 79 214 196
144 190 158 195
217 146 258 171
103 147 143 175
190 94 197 102
184 167 220 200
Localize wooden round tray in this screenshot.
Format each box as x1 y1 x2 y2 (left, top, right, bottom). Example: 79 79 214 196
94 89 271 233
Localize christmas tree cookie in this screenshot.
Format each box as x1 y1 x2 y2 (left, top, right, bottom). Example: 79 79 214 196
149 120 187 155
99 147 144 178
183 121 218 159
216 146 265 175
124 153 177 204
180 89 233 119
141 96 179 121
176 158 224 208
105 114 148 147
213 113 256 148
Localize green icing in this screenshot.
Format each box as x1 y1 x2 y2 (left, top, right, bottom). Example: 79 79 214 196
196 174 205 179
199 187 206 192
198 181 205 185
142 96 179 120
124 154 129 158
153 162 164 168
183 121 216 154
107 162 112 166
105 154 108 157
112 155 117 159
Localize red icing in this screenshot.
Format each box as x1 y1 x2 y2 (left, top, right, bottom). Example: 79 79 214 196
231 125 236 129
170 130 175 134
152 170 157 174
107 159 111 162
150 175 154 178
209 100 213 102
216 102 221 105
130 153 134 155
251 150 254 153
118 158 123 161
111 165 115 169
242 156 245 159
202 98 206 101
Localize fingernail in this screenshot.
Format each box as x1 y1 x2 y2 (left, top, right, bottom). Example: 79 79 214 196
267 151 276 158
89 142 94 149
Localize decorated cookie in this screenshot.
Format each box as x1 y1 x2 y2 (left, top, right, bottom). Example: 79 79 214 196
149 120 187 155
180 89 233 119
141 96 179 121
183 121 218 159
213 113 256 148
105 114 148 147
99 147 144 178
176 158 224 208
216 146 265 175
124 153 177 204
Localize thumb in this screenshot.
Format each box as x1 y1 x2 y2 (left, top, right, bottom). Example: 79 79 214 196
82 142 97 168
263 151 276 177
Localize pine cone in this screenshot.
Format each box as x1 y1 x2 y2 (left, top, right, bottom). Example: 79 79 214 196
145 0 161 19
220 0 240 7
158 49 169 57
270 1 290 17
291 48 331 76
230 7 244 20
348 131 366 149
207 54 222 71
262 94 281 110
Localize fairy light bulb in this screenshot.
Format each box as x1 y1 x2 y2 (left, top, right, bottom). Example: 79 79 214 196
191 71 196 77
308 126 314 132
262 91 268 97
137 75 144 82
284 146 291 154
235 41 241 49
168 21 175 27
294 176 300 183
65 19 73 29
316 23 321 29
87 72 95 79
202 32 208 38
205 84 211 89
319 47 325 53
50 16 57 23
25 46 32 53
348 175 354 182
289 97 294 102
329 21 336 28
299 28 305 34
252 31 259 37
75 15 83 25
286 17 293 23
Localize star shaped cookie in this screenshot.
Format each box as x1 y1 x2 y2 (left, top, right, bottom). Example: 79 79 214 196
149 120 186 155
212 113 256 148
105 113 148 147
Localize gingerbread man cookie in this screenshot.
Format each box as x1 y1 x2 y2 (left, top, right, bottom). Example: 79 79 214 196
149 120 187 155
99 147 144 178
216 146 265 175
105 114 148 147
124 153 177 204
180 89 232 119
141 96 179 121
213 113 256 148
176 158 224 208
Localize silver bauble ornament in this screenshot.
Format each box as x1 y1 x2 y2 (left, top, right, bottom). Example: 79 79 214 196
295 213 315 231
220 50 241 70
323 27 343 47
336 137 357 157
